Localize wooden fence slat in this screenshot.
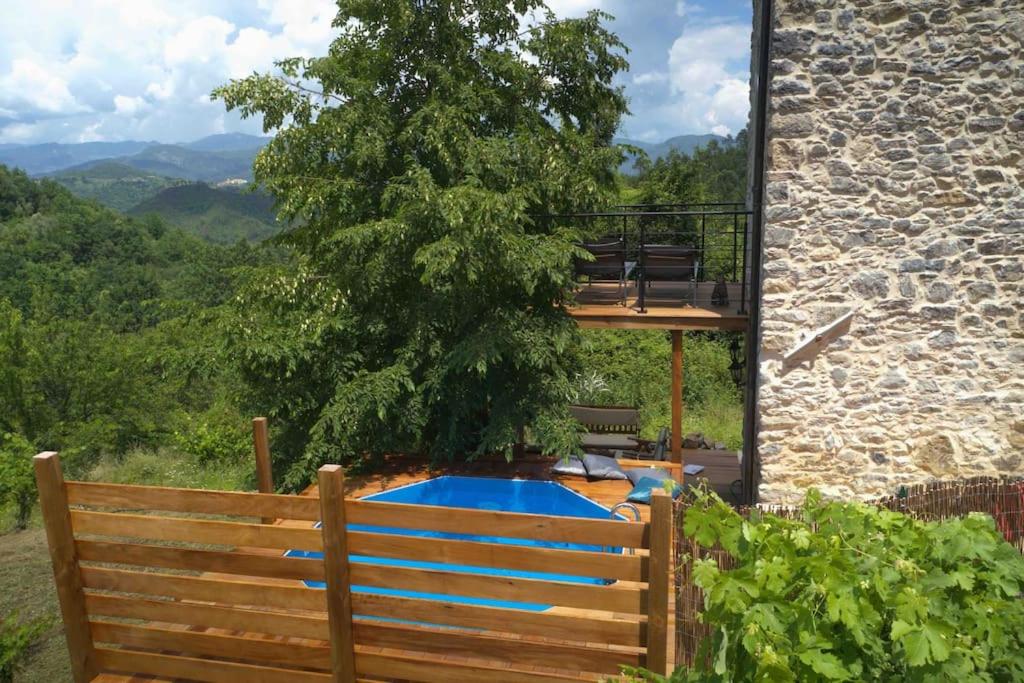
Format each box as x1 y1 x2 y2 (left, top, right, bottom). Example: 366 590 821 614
66 481 321 520
346 499 649 548
349 562 646 614
90 621 331 670
93 647 331 683
33 453 98 683
355 621 641 675
647 488 672 676
347 529 645 582
319 465 357 683
351 592 645 647
70 509 642 580
356 651 587 683
76 540 325 581
80 566 326 613
85 594 329 641
70 509 323 550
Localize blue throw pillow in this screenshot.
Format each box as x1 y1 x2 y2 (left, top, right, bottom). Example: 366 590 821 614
581 453 628 480
551 455 587 477
626 476 682 505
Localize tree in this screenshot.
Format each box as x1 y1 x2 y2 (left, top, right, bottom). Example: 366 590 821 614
0 432 36 530
215 0 630 486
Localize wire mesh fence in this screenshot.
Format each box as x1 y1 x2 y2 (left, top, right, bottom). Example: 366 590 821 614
673 476 1024 668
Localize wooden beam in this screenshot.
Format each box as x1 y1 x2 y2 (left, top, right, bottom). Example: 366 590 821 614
671 330 683 462
319 465 357 683
781 310 855 369
646 488 673 676
253 417 274 523
33 452 98 683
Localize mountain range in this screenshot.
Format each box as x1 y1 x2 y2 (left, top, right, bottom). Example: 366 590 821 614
1 131 726 242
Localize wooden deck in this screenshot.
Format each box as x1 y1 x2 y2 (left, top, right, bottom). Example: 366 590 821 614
569 280 748 331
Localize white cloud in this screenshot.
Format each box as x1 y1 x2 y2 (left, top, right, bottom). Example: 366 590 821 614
668 23 748 95
0 0 340 143
113 95 147 116
0 58 86 114
633 71 668 86
545 0 603 17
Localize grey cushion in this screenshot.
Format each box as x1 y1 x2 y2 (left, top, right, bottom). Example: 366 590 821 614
625 467 673 486
581 432 640 450
551 455 587 477
581 453 628 480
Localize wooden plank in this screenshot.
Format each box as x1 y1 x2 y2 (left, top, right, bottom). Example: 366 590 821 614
319 465 357 683
782 310 855 368
671 330 683 462
349 562 646 614
70 510 323 551
352 593 645 647
646 489 673 676
347 530 645 582
94 647 331 683
253 417 274 524
66 481 321 521
346 499 648 548
33 452 98 683
76 540 325 581
74 540 645 614
356 651 587 683
85 594 329 641
81 567 326 613
355 621 641 675
90 621 331 671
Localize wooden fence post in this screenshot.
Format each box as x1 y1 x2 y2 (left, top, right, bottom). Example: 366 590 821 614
253 417 274 524
318 465 357 683
648 487 673 676
33 452 98 683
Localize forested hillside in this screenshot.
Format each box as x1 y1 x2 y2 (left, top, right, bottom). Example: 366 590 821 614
0 165 282 492
50 161 185 212
129 182 280 243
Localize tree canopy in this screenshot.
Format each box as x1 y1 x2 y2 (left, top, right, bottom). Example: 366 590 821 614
215 0 631 485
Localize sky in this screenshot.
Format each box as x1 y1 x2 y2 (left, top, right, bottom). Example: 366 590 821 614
0 0 753 146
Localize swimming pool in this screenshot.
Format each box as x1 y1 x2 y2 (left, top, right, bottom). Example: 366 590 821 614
285 476 621 611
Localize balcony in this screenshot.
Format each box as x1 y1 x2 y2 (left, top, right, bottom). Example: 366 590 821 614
547 203 753 331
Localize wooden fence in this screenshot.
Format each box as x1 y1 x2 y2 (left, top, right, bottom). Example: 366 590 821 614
34 452 673 682
673 476 1024 667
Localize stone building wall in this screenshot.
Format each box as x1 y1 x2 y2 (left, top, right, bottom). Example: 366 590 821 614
755 0 1023 503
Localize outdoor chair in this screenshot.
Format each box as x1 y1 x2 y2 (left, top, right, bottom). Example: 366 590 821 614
574 239 630 306
570 404 642 452
630 426 670 462
639 244 700 306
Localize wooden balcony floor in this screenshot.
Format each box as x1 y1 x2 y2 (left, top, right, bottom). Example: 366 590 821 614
569 280 748 331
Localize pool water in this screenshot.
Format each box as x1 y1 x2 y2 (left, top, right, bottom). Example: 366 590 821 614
285 476 621 611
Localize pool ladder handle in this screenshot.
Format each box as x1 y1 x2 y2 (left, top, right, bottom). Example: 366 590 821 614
608 502 642 555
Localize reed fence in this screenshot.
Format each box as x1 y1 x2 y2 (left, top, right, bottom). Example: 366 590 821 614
673 476 1024 668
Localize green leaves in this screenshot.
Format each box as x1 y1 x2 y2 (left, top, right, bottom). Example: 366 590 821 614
213 0 632 479
634 487 1024 683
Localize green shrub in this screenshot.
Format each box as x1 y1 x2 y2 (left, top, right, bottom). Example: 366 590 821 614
172 410 250 464
0 433 35 531
623 488 1024 682
0 612 50 683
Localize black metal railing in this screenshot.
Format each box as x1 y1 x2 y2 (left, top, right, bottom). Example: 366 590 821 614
538 204 753 314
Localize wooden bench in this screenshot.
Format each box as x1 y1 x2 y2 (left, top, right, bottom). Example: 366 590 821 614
34 452 674 682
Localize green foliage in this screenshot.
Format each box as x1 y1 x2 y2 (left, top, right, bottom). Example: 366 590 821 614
172 408 250 464
87 447 252 492
0 612 50 683
214 0 633 485
633 131 748 206
51 162 185 212
0 433 36 531
128 183 281 243
624 488 1024 682
575 330 741 446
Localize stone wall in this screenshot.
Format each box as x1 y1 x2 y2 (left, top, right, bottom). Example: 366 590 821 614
756 0 1024 503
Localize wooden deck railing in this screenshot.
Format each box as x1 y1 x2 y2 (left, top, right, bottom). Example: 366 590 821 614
34 451 673 682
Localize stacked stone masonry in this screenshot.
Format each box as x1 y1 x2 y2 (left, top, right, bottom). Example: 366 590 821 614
756 0 1024 502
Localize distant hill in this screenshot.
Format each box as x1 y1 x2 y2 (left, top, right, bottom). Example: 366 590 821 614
0 140 157 175
614 134 731 174
51 162 186 212
182 133 271 152
128 183 281 243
